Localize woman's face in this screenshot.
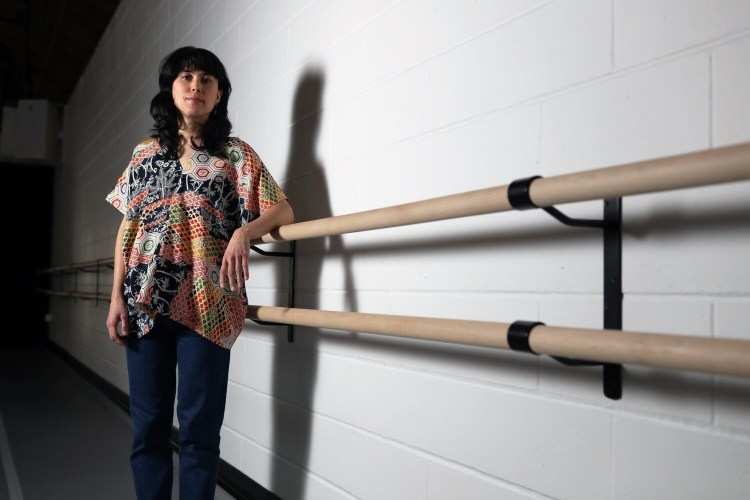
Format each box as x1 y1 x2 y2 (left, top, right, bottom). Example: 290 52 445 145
172 68 222 124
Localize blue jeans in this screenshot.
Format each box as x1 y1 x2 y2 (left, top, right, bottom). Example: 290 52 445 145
126 315 231 500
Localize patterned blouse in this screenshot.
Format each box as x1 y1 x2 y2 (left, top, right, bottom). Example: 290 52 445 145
106 138 287 348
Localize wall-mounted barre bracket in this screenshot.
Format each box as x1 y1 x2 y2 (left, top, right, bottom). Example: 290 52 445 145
250 242 296 342
251 319 288 327
508 176 623 400
509 319 611 363
507 320 543 352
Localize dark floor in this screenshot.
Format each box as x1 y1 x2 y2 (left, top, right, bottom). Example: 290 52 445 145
0 343 233 500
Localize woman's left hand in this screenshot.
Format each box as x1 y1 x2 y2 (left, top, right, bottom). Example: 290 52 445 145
220 224 254 292
220 200 294 292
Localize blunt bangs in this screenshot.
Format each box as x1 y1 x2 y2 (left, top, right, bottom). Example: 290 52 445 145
158 47 230 95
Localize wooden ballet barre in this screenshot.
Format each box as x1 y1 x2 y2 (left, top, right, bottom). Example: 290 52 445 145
37 257 115 274
256 142 750 244
35 289 109 301
35 289 75 297
248 305 750 378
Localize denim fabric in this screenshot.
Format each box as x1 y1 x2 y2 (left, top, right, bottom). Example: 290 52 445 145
126 315 231 500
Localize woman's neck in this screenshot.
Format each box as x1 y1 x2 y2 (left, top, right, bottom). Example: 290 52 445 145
178 119 204 139
177 120 204 155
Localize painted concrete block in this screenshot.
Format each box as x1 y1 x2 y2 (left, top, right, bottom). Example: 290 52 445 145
541 54 710 174
428 461 539 500
615 0 750 68
713 36 750 146
352 433 428 500
614 415 750 499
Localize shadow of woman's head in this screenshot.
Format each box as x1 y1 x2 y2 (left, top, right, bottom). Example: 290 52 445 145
287 68 325 168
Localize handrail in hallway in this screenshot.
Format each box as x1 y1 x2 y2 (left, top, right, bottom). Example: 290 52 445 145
254 142 750 244
36 289 107 300
39 142 750 386
248 306 750 378
36 257 114 274
36 257 115 306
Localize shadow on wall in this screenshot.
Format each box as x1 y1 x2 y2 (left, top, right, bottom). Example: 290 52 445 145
270 68 358 499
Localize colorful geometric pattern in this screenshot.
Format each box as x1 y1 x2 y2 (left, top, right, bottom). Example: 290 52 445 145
106 138 287 348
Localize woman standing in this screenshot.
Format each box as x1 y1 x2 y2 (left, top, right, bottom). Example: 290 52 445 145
105 46 293 499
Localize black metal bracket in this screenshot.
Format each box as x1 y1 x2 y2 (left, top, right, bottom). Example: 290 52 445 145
249 242 296 342
507 320 542 353
508 176 623 400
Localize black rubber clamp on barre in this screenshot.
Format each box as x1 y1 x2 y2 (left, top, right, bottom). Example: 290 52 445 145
508 175 542 210
507 320 545 354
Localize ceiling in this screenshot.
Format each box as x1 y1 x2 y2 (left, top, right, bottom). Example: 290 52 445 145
0 0 121 106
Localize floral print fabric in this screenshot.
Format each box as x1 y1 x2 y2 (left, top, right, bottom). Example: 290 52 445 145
106 138 287 348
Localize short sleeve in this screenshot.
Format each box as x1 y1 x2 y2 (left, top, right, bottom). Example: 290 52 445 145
233 141 288 226
106 139 156 215
105 167 130 215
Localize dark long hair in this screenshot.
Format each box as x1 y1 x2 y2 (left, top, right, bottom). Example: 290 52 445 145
149 46 232 158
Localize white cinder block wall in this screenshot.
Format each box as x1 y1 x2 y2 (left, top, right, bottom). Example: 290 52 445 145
51 1 750 499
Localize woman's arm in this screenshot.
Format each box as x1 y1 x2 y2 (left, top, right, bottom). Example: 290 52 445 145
106 215 129 346
220 200 294 292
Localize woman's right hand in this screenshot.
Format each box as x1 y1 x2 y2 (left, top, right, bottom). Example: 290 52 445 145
106 294 129 346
